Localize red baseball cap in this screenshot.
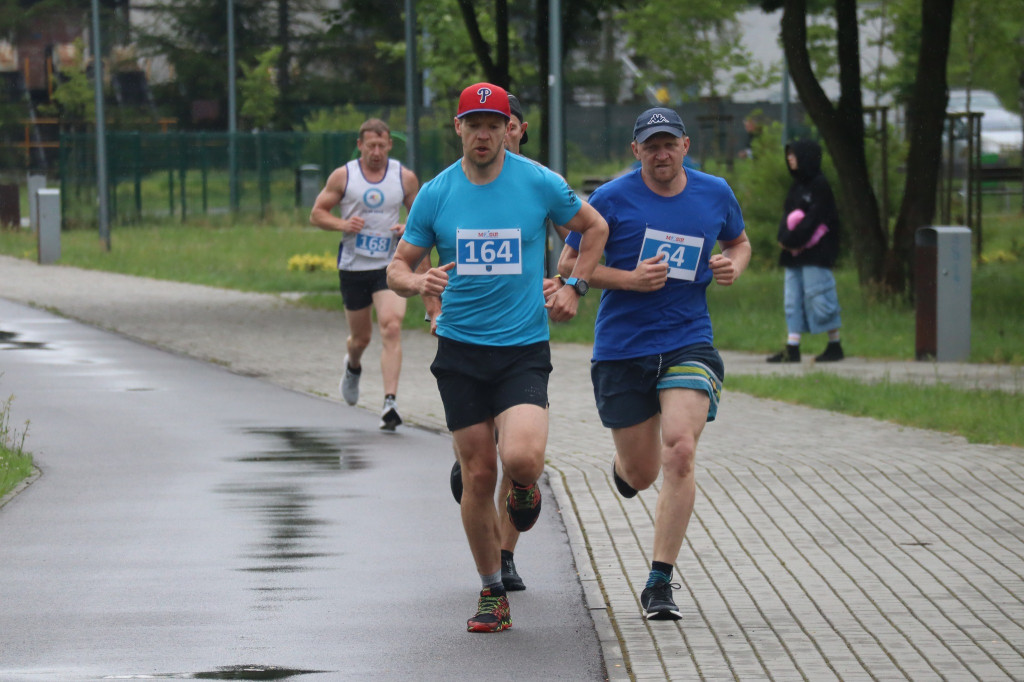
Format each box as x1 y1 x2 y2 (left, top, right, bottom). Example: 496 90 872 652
457 82 511 120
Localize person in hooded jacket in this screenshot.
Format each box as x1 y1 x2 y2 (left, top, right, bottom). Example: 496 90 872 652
766 139 845 363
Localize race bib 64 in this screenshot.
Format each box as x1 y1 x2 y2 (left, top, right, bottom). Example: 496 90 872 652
638 228 704 281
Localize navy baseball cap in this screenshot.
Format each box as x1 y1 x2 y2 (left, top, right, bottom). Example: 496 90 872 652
633 107 686 143
457 82 511 119
507 94 528 145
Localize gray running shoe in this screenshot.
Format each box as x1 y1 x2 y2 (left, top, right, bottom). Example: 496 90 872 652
340 354 360 405
379 396 402 431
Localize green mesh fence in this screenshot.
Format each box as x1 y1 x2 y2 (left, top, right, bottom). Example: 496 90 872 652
58 130 454 227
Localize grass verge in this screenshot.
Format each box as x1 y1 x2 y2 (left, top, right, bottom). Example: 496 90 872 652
0 395 33 500
728 373 1023 447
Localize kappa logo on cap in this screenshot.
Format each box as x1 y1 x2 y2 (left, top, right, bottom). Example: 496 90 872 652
647 113 672 125
477 87 493 103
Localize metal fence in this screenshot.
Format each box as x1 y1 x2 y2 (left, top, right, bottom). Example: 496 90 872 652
58 130 456 227
52 101 808 227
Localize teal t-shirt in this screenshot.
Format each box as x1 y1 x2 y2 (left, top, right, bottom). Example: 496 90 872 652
402 151 581 346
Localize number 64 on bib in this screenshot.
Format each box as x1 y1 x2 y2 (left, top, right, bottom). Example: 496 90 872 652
638 228 704 281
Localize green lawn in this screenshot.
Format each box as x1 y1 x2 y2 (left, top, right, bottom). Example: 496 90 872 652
728 373 1023 447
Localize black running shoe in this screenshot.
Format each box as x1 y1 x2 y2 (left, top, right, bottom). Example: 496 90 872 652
641 580 682 620
450 460 463 504
501 552 526 591
466 586 511 633
612 461 638 498
505 481 542 532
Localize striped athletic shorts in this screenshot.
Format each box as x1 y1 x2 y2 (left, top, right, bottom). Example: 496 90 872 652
590 343 724 429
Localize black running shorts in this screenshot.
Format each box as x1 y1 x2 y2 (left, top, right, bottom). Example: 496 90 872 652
430 336 552 432
338 268 389 311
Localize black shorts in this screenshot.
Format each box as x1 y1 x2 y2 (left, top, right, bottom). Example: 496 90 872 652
338 268 389 311
430 336 552 432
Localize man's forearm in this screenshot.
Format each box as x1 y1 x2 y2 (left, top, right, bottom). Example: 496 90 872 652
567 220 608 282
723 241 751 277
386 261 421 298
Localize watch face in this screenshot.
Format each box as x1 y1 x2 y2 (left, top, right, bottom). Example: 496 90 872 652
575 279 589 296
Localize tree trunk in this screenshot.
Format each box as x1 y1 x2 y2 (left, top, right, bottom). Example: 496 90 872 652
495 0 509 87
885 0 954 295
782 0 887 286
455 0 509 87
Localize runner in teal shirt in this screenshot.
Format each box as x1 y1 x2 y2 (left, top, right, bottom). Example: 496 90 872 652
403 151 581 346
387 82 608 634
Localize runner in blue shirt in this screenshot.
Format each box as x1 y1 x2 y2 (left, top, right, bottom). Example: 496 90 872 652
387 82 608 633
559 106 751 621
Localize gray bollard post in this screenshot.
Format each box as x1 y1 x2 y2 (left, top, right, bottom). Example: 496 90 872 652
915 226 971 362
27 173 46 231
296 164 322 208
36 188 61 265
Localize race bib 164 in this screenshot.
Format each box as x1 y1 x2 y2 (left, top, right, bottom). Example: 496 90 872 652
456 228 522 275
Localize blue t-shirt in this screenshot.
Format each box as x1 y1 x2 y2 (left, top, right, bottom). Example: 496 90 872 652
567 168 745 361
403 151 582 346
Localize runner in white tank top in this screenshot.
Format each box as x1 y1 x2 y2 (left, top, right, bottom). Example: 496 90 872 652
309 119 421 430
337 157 406 271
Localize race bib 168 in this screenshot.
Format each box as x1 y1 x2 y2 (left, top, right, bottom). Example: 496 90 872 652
354 233 393 258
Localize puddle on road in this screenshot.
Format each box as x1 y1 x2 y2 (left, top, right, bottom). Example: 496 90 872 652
236 427 369 473
0 329 50 350
105 664 329 679
220 427 371 610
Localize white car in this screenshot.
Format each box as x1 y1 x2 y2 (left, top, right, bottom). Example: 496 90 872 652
947 89 1023 159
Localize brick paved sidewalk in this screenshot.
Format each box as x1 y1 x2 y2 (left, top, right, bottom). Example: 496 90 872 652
3 255 1023 681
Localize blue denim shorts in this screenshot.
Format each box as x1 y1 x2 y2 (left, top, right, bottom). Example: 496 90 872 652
590 343 724 429
784 265 842 334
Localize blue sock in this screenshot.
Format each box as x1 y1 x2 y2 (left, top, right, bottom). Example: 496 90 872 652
646 561 673 588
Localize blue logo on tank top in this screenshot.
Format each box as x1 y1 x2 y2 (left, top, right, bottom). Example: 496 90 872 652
364 188 385 208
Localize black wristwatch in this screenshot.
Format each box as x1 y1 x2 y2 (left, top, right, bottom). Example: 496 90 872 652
564 276 590 297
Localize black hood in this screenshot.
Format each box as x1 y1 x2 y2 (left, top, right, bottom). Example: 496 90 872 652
786 139 822 182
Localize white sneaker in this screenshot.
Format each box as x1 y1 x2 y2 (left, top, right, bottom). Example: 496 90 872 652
379 396 402 431
340 354 360 405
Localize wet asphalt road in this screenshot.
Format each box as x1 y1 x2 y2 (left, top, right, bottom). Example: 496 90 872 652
0 299 604 681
